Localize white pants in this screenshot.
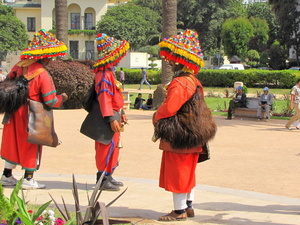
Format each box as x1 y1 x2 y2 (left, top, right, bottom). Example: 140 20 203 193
286 103 300 127
173 188 195 210
4 161 17 169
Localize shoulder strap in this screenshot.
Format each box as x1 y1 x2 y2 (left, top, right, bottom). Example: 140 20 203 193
23 67 46 81
185 75 197 87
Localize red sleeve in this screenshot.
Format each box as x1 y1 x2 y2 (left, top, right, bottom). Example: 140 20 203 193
95 70 115 117
40 71 63 108
7 64 21 79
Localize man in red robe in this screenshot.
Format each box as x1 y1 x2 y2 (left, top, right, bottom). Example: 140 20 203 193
90 33 129 191
154 29 216 221
0 29 68 189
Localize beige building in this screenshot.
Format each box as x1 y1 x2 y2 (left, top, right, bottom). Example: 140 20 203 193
6 0 129 60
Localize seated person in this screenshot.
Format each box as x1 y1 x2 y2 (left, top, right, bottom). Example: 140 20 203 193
257 87 273 120
226 86 247 120
0 69 6 82
142 94 153 110
134 93 145 109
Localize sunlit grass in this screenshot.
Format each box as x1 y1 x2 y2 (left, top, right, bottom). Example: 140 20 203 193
127 86 292 119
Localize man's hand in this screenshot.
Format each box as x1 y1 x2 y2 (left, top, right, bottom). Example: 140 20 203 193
61 93 68 102
121 114 128 124
110 120 120 133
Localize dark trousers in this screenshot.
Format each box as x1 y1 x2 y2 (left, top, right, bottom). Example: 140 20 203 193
227 100 243 119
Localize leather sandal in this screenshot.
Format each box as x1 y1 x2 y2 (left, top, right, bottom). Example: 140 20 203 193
158 211 187 221
186 208 195 217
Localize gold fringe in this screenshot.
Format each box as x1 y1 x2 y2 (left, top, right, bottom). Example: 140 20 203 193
159 41 204 68
22 45 68 56
17 59 39 67
182 66 194 74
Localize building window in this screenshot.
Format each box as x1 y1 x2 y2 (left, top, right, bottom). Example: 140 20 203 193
71 13 80 30
27 17 36 32
84 13 93 30
85 41 95 60
70 40 79 59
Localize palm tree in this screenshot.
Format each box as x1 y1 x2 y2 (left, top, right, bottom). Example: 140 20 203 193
55 0 68 49
161 0 177 84
152 0 177 109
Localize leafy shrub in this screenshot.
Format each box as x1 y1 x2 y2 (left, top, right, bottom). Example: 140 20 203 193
115 68 161 84
46 60 95 109
197 69 300 88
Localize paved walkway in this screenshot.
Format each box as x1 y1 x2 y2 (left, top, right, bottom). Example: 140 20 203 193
1 109 300 225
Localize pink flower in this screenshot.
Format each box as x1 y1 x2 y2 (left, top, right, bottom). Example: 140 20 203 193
55 218 66 225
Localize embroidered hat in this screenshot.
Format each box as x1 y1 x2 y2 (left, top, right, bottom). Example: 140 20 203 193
93 33 130 72
21 29 68 60
158 29 204 74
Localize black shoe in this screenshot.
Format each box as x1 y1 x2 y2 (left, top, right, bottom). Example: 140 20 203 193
226 117 232 120
101 180 120 191
109 176 124 187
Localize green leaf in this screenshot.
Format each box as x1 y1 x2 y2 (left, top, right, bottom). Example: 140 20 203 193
15 195 30 218
14 211 34 225
64 218 75 225
31 200 52 222
10 179 22 207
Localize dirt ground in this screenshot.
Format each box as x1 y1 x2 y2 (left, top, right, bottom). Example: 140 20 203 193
1 109 299 198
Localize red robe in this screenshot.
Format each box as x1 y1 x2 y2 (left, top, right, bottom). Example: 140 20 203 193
94 69 124 174
154 75 204 193
1 61 64 171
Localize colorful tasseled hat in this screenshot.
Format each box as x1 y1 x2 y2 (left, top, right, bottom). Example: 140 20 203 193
158 29 204 74
93 33 130 72
21 29 68 60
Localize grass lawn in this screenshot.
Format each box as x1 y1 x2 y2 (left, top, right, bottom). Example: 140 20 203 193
127 85 293 120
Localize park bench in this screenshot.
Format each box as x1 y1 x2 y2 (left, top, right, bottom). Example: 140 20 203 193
233 97 263 118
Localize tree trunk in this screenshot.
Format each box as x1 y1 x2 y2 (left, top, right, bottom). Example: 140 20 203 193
152 0 177 109
161 0 177 84
55 0 68 49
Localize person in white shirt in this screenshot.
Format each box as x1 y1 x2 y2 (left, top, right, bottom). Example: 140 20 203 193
0 68 6 82
257 87 273 120
286 79 300 130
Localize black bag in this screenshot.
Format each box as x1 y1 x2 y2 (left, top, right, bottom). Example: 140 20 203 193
0 67 45 115
0 75 29 115
82 81 96 112
154 85 217 150
80 100 120 145
198 144 210 163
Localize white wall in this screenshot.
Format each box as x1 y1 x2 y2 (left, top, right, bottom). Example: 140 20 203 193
118 52 149 69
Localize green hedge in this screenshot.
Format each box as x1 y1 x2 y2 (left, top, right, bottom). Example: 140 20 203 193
196 69 300 88
116 68 300 88
115 68 162 84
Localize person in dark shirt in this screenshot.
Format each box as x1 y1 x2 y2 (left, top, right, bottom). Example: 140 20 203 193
142 94 153 110
226 86 247 120
134 93 145 109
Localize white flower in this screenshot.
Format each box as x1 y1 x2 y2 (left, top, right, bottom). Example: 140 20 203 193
48 210 55 216
49 215 56 221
